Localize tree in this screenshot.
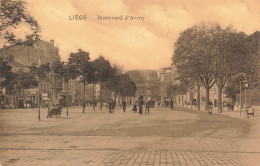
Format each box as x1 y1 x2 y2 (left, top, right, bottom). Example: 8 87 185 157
173 24 215 111
210 25 250 113
105 65 121 103
16 70 38 108
19 71 38 89
30 63 51 121
166 84 178 97
118 74 137 97
68 49 93 113
0 0 40 47
0 57 17 91
92 56 112 110
52 59 77 116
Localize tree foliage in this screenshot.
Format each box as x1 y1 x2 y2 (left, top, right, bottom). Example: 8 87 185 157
173 24 216 110
0 0 40 47
18 71 38 89
0 57 17 89
173 23 257 111
92 56 112 83
30 63 51 78
118 74 137 97
52 59 77 83
68 49 94 84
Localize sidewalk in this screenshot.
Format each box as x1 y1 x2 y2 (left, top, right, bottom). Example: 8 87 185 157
177 105 260 139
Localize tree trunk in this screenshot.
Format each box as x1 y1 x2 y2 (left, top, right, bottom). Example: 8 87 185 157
239 82 242 117
185 92 187 108
205 86 209 111
38 79 41 121
83 81 85 113
114 93 117 104
66 81 69 116
217 86 223 113
105 86 108 109
17 87 20 109
182 95 184 107
93 84 95 111
197 81 200 110
100 85 102 110
178 95 180 106
190 91 193 109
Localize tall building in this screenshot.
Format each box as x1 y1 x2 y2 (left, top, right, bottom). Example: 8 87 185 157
127 70 159 100
0 40 62 108
158 67 175 100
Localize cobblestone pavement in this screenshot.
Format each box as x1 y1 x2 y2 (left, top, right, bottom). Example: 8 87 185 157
0 106 259 166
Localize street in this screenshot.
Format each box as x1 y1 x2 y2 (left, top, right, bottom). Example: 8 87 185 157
0 106 260 166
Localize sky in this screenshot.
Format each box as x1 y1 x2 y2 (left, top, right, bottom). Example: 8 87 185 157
15 0 260 70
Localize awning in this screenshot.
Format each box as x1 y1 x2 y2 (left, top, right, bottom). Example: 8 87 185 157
42 97 50 101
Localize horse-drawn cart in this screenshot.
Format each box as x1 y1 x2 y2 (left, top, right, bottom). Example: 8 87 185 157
47 104 62 118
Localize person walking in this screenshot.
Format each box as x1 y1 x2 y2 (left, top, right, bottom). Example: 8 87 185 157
145 99 151 115
122 99 127 112
170 99 174 110
132 100 137 112
138 96 144 115
109 99 114 113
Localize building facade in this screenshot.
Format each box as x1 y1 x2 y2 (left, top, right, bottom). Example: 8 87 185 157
158 67 175 101
127 70 159 100
0 40 63 108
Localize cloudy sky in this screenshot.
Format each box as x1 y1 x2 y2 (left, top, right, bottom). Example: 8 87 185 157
22 0 260 70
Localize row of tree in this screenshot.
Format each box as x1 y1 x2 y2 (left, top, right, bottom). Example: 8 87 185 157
52 49 137 115
0 49 137 120
171 24 258 112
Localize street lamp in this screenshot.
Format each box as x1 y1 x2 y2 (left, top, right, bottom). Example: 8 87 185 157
242 79 249 118
243 79 249 107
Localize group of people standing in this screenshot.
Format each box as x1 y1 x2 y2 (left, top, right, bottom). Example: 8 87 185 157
132 96 154 115
108 97 175 115
107 96 156 115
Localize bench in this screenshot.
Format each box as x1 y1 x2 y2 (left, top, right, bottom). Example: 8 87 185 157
244 106 254 118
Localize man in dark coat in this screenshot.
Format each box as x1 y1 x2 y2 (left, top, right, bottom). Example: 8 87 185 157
132 100 137 112
138 96 144 115
109 99 115 113
145 99 151 115
170 99 174 110
122 99 127 112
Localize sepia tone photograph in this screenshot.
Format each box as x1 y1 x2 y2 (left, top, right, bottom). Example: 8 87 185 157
0 0 260 165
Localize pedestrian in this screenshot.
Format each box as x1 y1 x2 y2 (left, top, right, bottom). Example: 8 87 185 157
122 99 127 112
138 96 144 115
132 100 137 112
145 99 151 115
152 99 155 108
170 99 173 110
100 100 103 110
93 100 97 111
109 99 114 113
112 100 116 113
106 100 109 109
234 102 239 112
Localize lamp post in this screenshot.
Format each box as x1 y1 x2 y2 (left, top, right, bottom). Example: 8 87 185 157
63 61 69 116
243 79 249 118
243 79 249 107
239 81 242 117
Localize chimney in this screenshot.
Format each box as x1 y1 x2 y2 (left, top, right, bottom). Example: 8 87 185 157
50 40 54 46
